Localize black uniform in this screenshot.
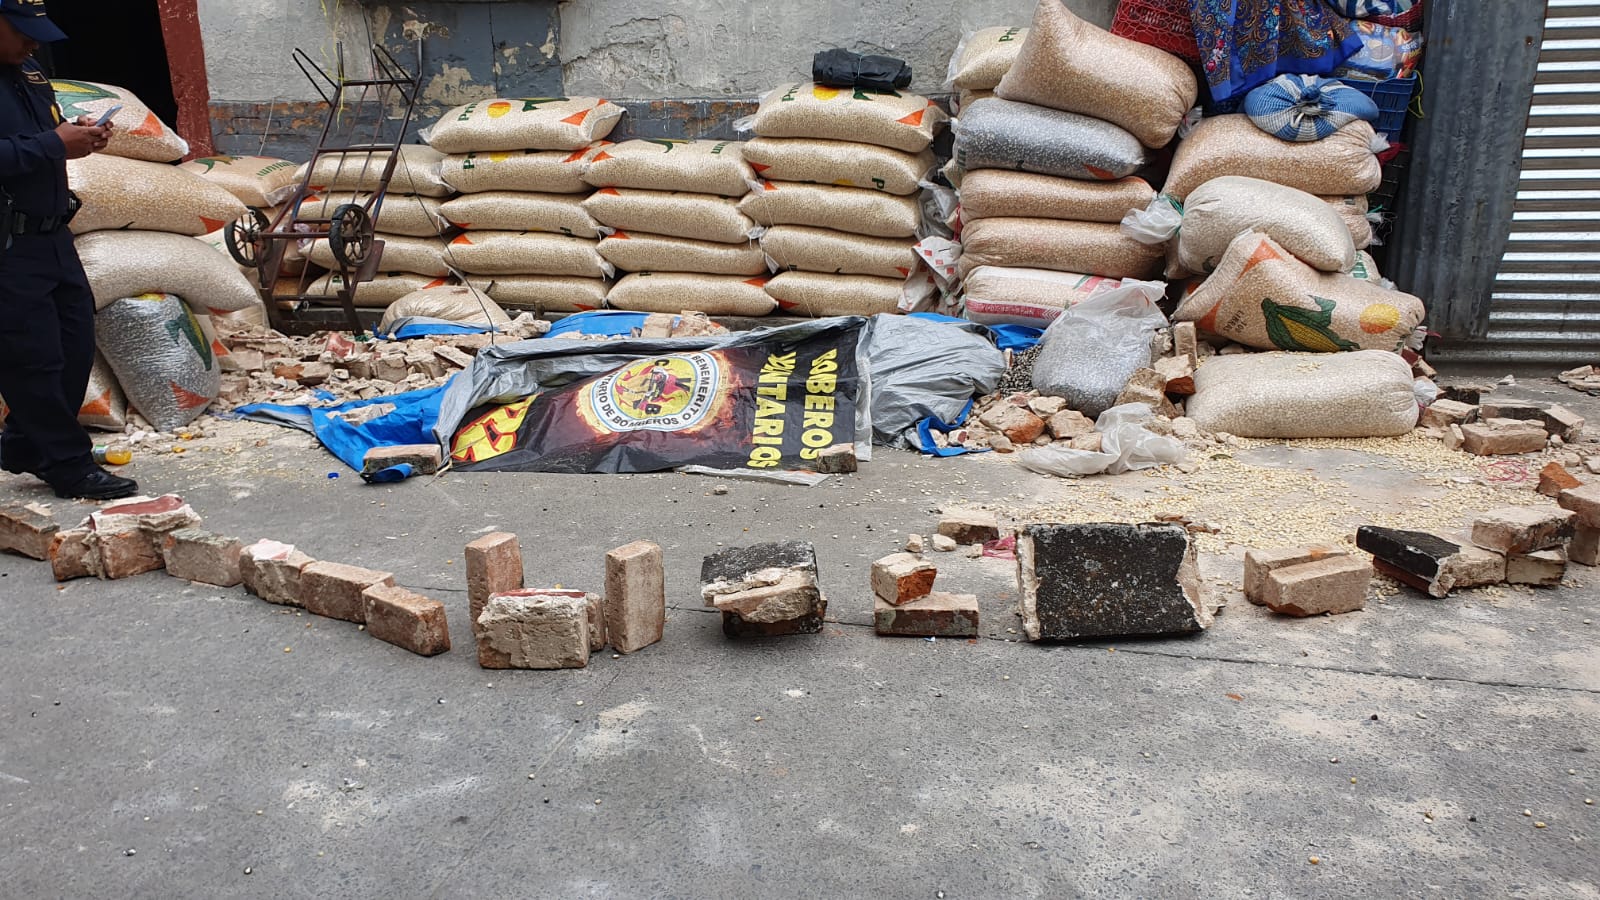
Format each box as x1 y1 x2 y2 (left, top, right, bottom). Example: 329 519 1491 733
0 56 97 489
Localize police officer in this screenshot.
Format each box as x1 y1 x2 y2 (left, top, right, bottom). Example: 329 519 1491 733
0 0 137 500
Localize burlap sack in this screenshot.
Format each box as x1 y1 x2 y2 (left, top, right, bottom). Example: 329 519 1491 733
740 137 933 196
740 181 919 238
79 353 129 431
995 0 1197 148
1165 116 1383 201
746 83 946 153
764 271 902 317
422 97 624 152
96 293 220 432
1323 195 1375 249
951 98 1148 183
582 139 755 197
379 285 511 329
961 266 1122 327
958 217 1164 280
1174 231 1425 352
76 231 262 313
445 231 612 278
439 192 606 238
598 232 767 276
440 144 609 194
1185 350 1420 439
52 79 188 162
760 226 918 279
179 156 301 208
959 170 1154 223
68 155 247 236
306 234 450 277
607 273 776 316
298 145 453 198
1173 177 1355 275
947 26 1029 91
583 188 757 244
304 273 451 308
297 192 446 238
482 275 610 313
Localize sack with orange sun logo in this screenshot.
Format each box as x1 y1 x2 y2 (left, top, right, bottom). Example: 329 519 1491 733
439 144 610 194
741 83 947 153
421 98 625 153
52 79 189 162
67 154 247 237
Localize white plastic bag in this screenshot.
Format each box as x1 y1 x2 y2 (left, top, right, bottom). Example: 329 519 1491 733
1120 196 1184 246
1017 403 1186 477
1031 280 1169 417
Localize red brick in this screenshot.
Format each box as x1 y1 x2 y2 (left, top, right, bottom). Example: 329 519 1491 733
477 589 591 669
95 528 164 580
1471 506 1576 554
0 504 58 561
604 540 665 654
160 528 243 587
586 592 607 652
1570 524 1600 567
814 444 858 474
1243 546 1347 605
937 511 1001 545
874 592 979 637
1460 421 1546 456
978 404 1046 444
362 444 443 476
300 561 394 623
1557 482 1600 528
465 532 523 637
361 584 451 656
240 540 315 606
49 528 96 582
1506 548 1566 587
870 552 937 605
1419 399 1477 429
1262 556 1371 617
1538 462 1584 499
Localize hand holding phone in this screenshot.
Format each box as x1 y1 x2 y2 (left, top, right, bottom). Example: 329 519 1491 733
94 105 123 128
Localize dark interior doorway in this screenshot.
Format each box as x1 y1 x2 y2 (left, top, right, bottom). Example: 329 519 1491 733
35 0 178 130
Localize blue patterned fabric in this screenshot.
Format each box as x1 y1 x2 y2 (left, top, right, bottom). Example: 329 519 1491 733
1325 0 1416 18
1192 0 1366 105
1243 74 1381 141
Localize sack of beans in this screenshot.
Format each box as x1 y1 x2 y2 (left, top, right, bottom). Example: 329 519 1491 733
304 273 451 308
380 285 511 329
583 188 757 243
598 232 767 276
961 267 1123 328
607 272 776 316
946 26 1029 91
298 145 453 198
951 98 1148 183
741 137 933 196
1164 116 1383 201
1030 279 1169 417
582 139 754 197
440 144 609 194
764 271 903 317
1185 350 1420 439
179 155 301 208
75 231 262 312
305 234 450 277
958 217 1164 280
956 89 995 114
78 354 129 431
68 155 247 236
995 0 1197 148
743 83 946 153
1349 251 1384 283
439 192 606 238
297 192 446 238
52 78 188 162
1174 231 1425 352
740 181 919 238
1323 195 1375 249
482 275 610 313
959 170 1154 223
95 293 220 432
421 97 624 152
1170 176 1355 275
761 226 918 279
445 231 612 278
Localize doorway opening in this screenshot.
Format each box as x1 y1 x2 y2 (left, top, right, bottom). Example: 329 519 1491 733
37 0 179 131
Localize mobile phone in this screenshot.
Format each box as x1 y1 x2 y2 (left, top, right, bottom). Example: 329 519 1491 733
93 105 122 128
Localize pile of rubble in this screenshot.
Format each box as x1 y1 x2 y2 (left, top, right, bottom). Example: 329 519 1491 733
1418 394 1592 466
1560 364 1600 395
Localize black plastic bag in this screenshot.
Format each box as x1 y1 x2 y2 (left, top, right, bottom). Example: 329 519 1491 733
812 49 912 92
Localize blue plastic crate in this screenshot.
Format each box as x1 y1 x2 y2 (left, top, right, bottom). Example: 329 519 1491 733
1341 74 1417 139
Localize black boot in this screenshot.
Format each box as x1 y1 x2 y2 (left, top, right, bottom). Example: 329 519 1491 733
54 467 139 501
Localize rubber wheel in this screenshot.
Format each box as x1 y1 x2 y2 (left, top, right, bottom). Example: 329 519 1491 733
225 208 270 268
328 203 374 269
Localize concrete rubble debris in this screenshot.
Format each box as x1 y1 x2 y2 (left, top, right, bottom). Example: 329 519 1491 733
477 589 592 670
1046 409 1095 440
931 534 958 552
0 503 58 561
299 561 395 623
240 540 315 606
604 540 665 654
903 533 924 554
1460 420 1548 456
160 528 243 587
1356 526 1506 598
1153 355 1195 395
874 591 980 637
979 402 1046 444
362 444 444 476
361 583 452 656
1506 548 1567 587
1539 462 1585 498
701 542 827 637
1016 522 1210 641
870 552 937 606
1470 506 1576 555
1439 382 1493 405
465 532 524 638
1259 555 1372 617
1113 367 1180 417
1478 400 1586 442
937 511 1001 546
814 444 858 474
1242 546 1348 606
1172 322 1198 365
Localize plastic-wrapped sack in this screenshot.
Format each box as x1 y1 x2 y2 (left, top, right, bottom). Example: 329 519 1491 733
742 83 946 154
78 353 129 431
761 226 918 279
440 144 609 194
76 231 262 313
945 26 1029 91
599 231 767 276
298 145 453 198
1165 116 1384 201
1186 350 1420 438
68 155 248 236
420 98 624 153
958 217 1164 280
764 271 902 317
304 273 451 308
1017 403 1185 477
96 293 221 432
962 267 1122 328
813 48 912 92
179 156 301 208
439 192 606 238
378 285 511 331
1143 176 1356 275
960 170 1154 223
306 234 450 277
951 98 1148 183
297 192 446 239
1031 280 1168 417
581 139 754 197
741 137 932 196
482 275 609 313
1175 231 1425 352
995 0 1197 148
1243 76 1380 142
52 79 188 162
607 273 776 316
740 181 920 239
584 188 757 244
445 232 612 278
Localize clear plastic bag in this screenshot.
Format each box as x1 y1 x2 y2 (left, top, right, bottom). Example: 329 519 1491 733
1030 279 1169 417
1016 403 1186 477
1120 196 1184 246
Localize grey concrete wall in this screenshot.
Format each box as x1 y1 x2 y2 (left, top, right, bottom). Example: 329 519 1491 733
196 0 366 103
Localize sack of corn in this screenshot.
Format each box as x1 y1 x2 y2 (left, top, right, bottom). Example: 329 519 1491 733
179 155 301 208
583 188 757 244
95 293 220 432
68 155 247 236
961 266 1122 328
760 226 918 279
1164 116 1383 201
296 192 446 239
1170 176 1355 275
421 97 624 152
1185 350 1420 439
946 26 1029 91
79 353 129 431
379 285 511 330
741 137 934 196
995 0 1197 148
304 273 452 308
481 275 610 313
1174 231 1425 352
958 217 1164 280
959 170 1154 223
582 139 755 197
1323 195 1375 249
75 231 262 313
52 79 187 162
439 144 609 194
306 234 450 277
744 82 946 153
439 192 606 238
297 145 453 198
740 181 920 238
951 98 1148 183
445 231 613 278
598 232 767 276
764 271 902 317
607 272 776 316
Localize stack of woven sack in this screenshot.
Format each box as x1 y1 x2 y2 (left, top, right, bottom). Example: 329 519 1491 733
944 25 1028 114
182 154 303 325
423 98 625 313
582 139 772 317
738 82 944 317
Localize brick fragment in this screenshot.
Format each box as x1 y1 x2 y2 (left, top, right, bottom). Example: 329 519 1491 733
160 528 243 587
49 528 96 581
931 534 958 552
0 504 58 560
585 592 608 652
1543 404 1586 442
465 532 523 637
815 444 858 474
1506 548 1567 587
1442 424 1465 451
1017 522 1209 640
300 561 395 623
903 533 924 554
871 552 937 606
1068 433 1103 452
1172 322 1198 364
1243 546 1347 605
1569 524 1600 567
1046 409 1095 440
1114 368 1179 417
85 494 202 580
1538 462 1585 499
1557 482 1600 528
361 444 443 476
240 540 315 606
604 540 665 654
1261 556 1371 617
477 589 591 669
361 583 451 656
937 511 1001 545
1356 526 1505 598
433 345 474 370
1028 396 1067 417
1461 421 1547 456
1419 399 1477 429
1153 356 1195 395
95 529 165 580
1470 506 1576 554
978 405 1046 444
1478 401 1546 423
701 542 826 637
874 591 979 637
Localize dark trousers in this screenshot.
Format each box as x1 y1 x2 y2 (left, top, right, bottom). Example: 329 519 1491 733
0 228 96 489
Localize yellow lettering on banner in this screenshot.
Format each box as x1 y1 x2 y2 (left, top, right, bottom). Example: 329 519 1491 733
757 383 788 401
803 410 834 430
755 396 785 419
749 446 782 466
806 349 839 395
797 349 841 461
754 417 784 437
803 394 835 412
802 428 832 448
747 350 798 468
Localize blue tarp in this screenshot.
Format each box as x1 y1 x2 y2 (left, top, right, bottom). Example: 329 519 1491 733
546 310 649 338
235 384 448 481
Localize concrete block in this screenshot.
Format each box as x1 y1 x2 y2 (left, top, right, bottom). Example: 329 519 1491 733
362 444 443 476
1243 546 1347 605
1460 421 1546 456
874 592 979 637
814 443 858 474
1557 482 1600 528
937 511 1001 545
300 561 395 623
701 542 826 637
1017 522 1209 641
465 532 523 637
1506 548 1567 587
160 528 243 587
1261 556 1371 617
0 504 57 560
240 540 315 606
604 540 665 654
1538 462 1584 499
1569 524 1600 567
361 584 451 656
1471 506 1576 554
1419 399 1477 429
871 552 937 605
49 528 95 581
477 589 591 669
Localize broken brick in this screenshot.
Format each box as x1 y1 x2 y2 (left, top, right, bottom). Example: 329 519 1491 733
361 583 451 656
465 532 523 637
815 443 858 474
874 591 979 637
1569 524 1600 567
701 542 826 637
1439 382 1492 405
931 534 958 552
433 345 474 370
870 552 937 606
49 528 96 581
1068 433 1104 453
0 503 58 561
1260 555 1371 617
978 405 1046 444
1356 526 1504 598
1172 322 1198 364
1543 404 1586 442
1557 482 1600 528
477 589 591 669
1046 409 1095 441
937 511 1001 545
1243 546 1348 606
1506 548 1566 587
1419 399 1477 429
1539 462 1584 499
1470 506 1576 554
299 561 395 623
1460 421 1546 456
361 444 443 476
585 591 607 652
604 540 665 654
1153 356 1195 395
1478 401 1546 424
240 540 315 606
1017 522 1209 640
1028 396 1067 417
160 528 243 587
1114 368 1179 417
